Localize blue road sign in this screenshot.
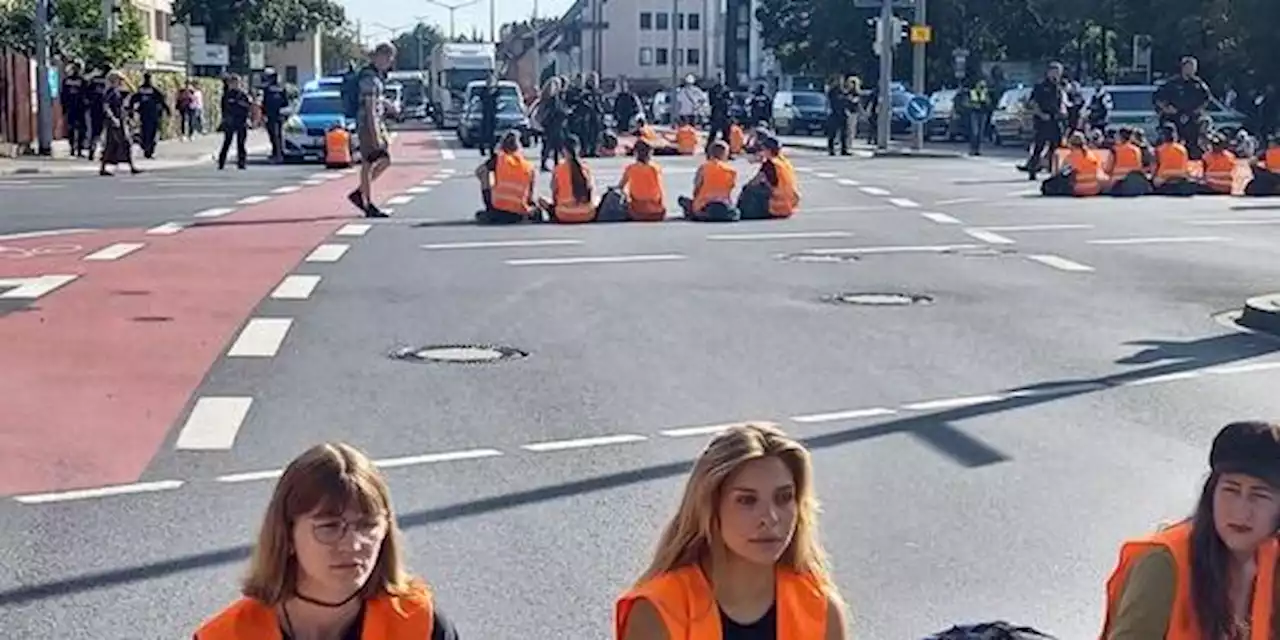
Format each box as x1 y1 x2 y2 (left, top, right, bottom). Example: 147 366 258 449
905 94 932 123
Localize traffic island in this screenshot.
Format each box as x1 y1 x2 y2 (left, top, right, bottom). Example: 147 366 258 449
1238 293 1280 335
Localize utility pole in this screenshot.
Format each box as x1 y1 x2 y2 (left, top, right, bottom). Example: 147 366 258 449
911 0 926 150
102 0 116 38
700 0 708 79
876 0 892 151
426 0 481 42
34 0 53 155
185 19 194 80
670 0 679 88
489 0 495 44
532 0 540 86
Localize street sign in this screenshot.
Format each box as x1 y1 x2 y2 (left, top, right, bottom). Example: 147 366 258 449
852 0 915 7
248 41 266 69
910 25 932 44
904 94 932 123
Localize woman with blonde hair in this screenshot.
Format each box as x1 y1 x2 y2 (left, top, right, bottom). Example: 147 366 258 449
194 442 460 639
615 423 848 639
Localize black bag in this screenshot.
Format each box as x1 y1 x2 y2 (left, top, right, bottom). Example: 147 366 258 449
922 621 1056 640
596 187 629 223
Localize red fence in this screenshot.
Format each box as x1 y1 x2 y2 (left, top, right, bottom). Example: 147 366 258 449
1 49 36 149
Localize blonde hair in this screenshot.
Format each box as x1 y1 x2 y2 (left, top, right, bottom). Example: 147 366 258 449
635 424 842 604
241 442 425 605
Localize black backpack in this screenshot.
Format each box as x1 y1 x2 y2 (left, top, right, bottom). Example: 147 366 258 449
923 621 1057 640
341 65 371 120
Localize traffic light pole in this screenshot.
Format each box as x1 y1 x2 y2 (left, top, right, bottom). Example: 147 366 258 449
875 0 892 151
34 0 54 155
911 0 926 150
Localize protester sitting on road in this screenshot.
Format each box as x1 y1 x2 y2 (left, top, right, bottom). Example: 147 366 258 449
1041 132 1104 197
1106 128 1152 197
1132 129 1156 170
676 120 700 155
193 442 461 640
1244 135 1280 196
614 423 848 640
541 134 597 223
473 131 538 225
1198 134 1239 195
738 136 799 219
678 140 738 222
1152 124 1196 196
728 120 746 157
617 140 667 221
1100 421 1280 640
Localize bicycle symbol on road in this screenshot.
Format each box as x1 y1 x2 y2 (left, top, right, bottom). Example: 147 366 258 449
0 244 83 259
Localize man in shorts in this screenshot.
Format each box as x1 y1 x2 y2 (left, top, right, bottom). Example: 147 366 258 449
348 43 396 218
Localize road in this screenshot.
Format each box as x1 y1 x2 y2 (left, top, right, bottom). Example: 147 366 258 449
4 128 1280 639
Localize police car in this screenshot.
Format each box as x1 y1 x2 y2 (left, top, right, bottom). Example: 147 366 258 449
281 90 358 163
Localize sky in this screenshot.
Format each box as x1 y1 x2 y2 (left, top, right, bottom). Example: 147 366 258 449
341 0 577 44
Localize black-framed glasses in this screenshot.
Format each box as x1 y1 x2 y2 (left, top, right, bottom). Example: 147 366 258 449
310 516 386 545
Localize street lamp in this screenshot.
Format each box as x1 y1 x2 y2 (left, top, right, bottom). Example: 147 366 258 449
425 0 482 41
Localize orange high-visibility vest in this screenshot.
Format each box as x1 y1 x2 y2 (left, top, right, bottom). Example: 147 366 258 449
492 151 535 214
729 124 746 155
1067 148 1104 196
623 161 666 221
1110 142 1143 177
1100 520 1277 640
615 565 828 640
325 127 352 168
1154 142 1190 186
1201 150 1237 194
676 126 699 155
1265 147 1280 171
553 160 596 223
195 589 434 640
768 155 800 217
693 160 737 213
639 125 658 142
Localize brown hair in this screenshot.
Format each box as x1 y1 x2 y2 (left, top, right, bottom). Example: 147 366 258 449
241 442 424 605
500 131 521 154
708 140 729 160
1190 471 1242 639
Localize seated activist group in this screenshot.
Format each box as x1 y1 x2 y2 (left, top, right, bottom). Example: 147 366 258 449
472 115 798 225
1042 122 1280 198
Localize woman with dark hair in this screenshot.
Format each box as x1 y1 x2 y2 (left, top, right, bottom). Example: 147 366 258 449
473 131 537 224
544 134 596 223
1101 421 1280 639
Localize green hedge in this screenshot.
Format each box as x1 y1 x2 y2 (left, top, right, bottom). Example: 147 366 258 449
119 69 224 140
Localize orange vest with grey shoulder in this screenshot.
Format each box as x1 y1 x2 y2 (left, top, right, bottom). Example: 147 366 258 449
1101 520 1277 640
615 565 828 639
195 590 434 640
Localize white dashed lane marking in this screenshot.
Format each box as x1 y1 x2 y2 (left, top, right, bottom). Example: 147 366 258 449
836 178 861 186
13 480 186 505
521 434 648 452
305 244 350 263
335 223 372 237
193 207 235 218
0 275 78 299
1026 254 1095 272
1086 236 1227 246
791 407 897 424
270 275 321 300
385 195 414 206
271 185 302 194
227 318 293 358
424 239 583 250
860 186 891 196
887 198 920 208
979 224 1093 232
83 242 145 261
174 397 254 450
798 244 979 256
920 212 961 225
963 229 1017 245
236 195 271 205
146 222 187 235
506 254 685 266
705 231 852 241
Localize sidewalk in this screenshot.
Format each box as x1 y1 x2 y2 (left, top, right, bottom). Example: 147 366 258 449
0 131 271 176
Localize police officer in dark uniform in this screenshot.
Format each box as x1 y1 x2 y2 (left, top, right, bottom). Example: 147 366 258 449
749 83 771 128
1154 56 1212 160
825 76 853 156
477 72 500 157
60 62 88 157
581 72 604 156
707 74 732 148
129 72 170 159
261 68 290 163
1021 61 1066 180
85 65 109 161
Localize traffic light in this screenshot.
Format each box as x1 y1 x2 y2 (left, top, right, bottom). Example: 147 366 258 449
890 17 908 45
869 18 883 56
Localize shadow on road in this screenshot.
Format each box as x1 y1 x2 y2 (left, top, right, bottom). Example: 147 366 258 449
0 331 1275 606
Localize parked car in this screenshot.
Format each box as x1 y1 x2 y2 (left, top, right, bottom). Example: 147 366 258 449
1103 84 1247 140
926 89 966 141
458 93 531 149
771 90 831 136
990 86 1034 146
281 90 358 163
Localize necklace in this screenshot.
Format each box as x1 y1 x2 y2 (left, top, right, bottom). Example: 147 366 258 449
280 590 361 640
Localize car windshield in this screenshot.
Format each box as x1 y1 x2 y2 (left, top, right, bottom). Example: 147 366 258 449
298 96 343 115
1108 90 1155 112
997 88 1027 110
792 93 828 108
932 90 956 109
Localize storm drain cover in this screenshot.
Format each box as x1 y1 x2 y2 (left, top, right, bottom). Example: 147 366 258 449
824 292 934 306
390 344 528 364
779 253 859 263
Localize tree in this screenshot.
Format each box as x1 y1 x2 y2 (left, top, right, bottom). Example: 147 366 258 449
391 22 443 70
321 22 363 74
170 0 346 71
0 0 147 68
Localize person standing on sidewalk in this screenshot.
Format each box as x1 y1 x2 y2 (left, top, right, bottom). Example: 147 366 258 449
60 62 88 157
963 76 994 156
98 71 139 176
824 76 853 156
349 43 396 218
129 72 170 159
261 69 290 163
217 74 252 171
85 65 109 161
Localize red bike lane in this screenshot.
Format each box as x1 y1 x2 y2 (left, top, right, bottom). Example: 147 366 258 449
0 132 442 496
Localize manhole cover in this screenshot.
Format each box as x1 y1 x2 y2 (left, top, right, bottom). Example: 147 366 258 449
390 344 528 364
824 292 934 306
779 253 860 263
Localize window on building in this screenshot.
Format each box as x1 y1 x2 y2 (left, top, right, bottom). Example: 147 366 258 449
688 13 701 30
687 48 701 66
676 13 685 30
655 12 668 30
285 65 299 85
639 47 654 66
639 12 652 30
656 47 668 66
152 11 170 40
675 48 684 66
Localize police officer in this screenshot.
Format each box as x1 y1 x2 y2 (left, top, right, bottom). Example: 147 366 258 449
85 65 109 161
1021 61 1066 180
748 83 771 128
825 76 853 156
129 72 170 159
1154 56 1212 160
261 68 290 163
477 72 500 157
581 72 604 156
59 63 88 157
707 74 732 149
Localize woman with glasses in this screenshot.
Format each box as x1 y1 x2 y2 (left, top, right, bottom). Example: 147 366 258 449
194 442 460 639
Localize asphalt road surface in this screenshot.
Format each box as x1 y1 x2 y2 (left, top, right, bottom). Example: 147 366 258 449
4 129 1280 639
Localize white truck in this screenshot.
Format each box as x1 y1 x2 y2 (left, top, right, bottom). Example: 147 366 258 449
429 42 497 129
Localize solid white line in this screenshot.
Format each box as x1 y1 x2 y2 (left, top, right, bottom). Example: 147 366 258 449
801 244 979 256
441 148 456 160
934 197 981 206
836 178 861 186
659 422 750 438
964 229 1017 245
193 207 235 218
705 231 852 241
432 172 451 179
175 397 253 450
521 434 648 452
83 242 145 261
305 244 350 262
424 239 583 250
1026 254 1095 272
920 212 962 225
860 186 891 196
814 172 836 179
236 195 271 205
301 179 324 186
227 318 293 357
215 469 283 483
405 186 432 194
791 407 897 424
1207 361 1280 376
420 179 443 186
438 168 456 174
1185 218 1280 226
335 223 372 237
0 274 78 299
14 479 184 505
270 274 321 300
308 172 331 180
506 254 685 266
980 224 1093 232
385 195 414 205
887 197 920 208
902 393 1019 411
0 228 94 241
1116 371 1202 387
146 222 187 235
795 166 814 172
271 185 302 194
1087 236 1227 246
1006 188 1041 197
375 448 504 468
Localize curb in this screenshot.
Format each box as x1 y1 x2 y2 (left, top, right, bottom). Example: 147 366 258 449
1239 293 1280 335
871 147 965 159
0 143 273 176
